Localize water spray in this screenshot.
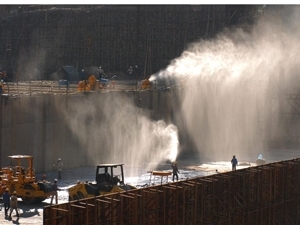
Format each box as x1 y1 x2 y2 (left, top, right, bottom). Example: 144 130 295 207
150 10 300 161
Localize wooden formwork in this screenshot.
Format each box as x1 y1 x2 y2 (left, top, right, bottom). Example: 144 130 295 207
44 158 300 225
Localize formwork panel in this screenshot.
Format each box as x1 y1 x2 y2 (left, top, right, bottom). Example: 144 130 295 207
44 204 69 225
70 204 88 225
272 163 285 201
181 181 199 224
140 188 164 225
215 174 232 222
162 184 183 225
95 197 120 225
201 177 219 224
119 193 140 225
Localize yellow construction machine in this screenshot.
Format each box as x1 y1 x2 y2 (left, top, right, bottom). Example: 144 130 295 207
0 155 53 204
68 163 136 201
77 74 116 92
77 74 98 92
141 78 151 90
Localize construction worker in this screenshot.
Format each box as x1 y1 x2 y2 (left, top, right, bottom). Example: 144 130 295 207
98 66 104 79
57 158 63 180
80 69 85 81
3 188 10 218
41 174 48 182
171 161 180 182
231 155 238 171
127 66 134 82
137 98 142 108
50 179 61 205
9 191 19 218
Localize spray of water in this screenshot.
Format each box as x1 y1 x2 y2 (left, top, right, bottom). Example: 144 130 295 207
59 93 179 176
57 7 300 176
150 7 300 161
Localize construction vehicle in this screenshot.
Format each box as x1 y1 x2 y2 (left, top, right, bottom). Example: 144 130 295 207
77 74 98 92
141 78 151 90
77 74 117 92
99 75 116 89
68 163 136 201
0 155 53 204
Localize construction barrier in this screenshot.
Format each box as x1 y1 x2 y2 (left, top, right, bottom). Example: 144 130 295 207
44 158 300 225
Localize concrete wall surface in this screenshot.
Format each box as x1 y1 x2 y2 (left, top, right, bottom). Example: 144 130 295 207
0 89 177 173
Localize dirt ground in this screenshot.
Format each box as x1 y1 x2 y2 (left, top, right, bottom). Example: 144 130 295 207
0 148 299 225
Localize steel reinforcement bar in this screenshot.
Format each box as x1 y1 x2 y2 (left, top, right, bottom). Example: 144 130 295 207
43 158 300 225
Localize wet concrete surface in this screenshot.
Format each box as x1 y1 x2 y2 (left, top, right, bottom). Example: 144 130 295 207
0 148 299 224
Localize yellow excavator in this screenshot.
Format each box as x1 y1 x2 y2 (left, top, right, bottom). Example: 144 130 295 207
68 163 136 201
0 155 53 204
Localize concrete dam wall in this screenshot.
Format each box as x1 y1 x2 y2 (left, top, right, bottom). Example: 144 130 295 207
0 89 182 173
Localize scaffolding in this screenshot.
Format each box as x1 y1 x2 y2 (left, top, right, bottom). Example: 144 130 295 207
0 5 256 80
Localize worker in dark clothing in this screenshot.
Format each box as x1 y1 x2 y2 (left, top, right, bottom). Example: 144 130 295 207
98 66 104 79
127 66 134 82
41 174 48 182
171 162 179 182
231 155 238 171
50 179 61 205
56 158 63 180
3 188 10 218
80 69 85 81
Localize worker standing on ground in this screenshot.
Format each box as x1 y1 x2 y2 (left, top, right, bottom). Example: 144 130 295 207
231 155 238 171
171 161 179 182
9 191 19 219
56 158 63 180
98 66 104 79
50 179 61 205
127 66 134 83
41 174 48 182
3 188 10 218
80 69 85 81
